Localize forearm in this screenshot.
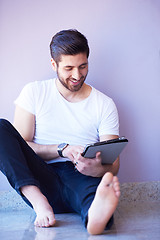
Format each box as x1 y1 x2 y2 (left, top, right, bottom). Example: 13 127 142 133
101 157 120 176
27 141 59 161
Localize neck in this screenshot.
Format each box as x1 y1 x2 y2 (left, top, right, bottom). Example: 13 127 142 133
55 78 91 103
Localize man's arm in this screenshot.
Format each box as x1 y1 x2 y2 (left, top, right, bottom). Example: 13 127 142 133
99 134 120 176
13 106 86 161
13 105 59 160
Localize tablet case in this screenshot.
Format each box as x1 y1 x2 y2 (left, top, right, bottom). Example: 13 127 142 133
82 137 128 164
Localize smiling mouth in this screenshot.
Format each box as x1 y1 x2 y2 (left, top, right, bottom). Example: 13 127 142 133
70 79 81 85
70 76 84 83
71 79 80 83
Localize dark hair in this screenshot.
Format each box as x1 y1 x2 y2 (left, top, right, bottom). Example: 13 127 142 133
50 29 89 64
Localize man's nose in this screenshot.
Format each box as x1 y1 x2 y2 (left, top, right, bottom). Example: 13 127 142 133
72 68 81 80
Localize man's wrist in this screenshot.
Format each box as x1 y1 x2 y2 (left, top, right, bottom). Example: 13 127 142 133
57 143 69 157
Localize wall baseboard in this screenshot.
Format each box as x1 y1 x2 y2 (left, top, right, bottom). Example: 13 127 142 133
0 181 159 210
120 181 160 203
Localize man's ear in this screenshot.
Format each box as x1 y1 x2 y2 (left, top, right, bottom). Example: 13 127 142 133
51 58 57 71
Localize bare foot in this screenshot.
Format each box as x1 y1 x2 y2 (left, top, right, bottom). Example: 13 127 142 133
21 185 56 228
33 195 56 228
87 172 120 235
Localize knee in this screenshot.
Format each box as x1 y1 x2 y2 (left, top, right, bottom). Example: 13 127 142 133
0 119 17 142
0 119 12 130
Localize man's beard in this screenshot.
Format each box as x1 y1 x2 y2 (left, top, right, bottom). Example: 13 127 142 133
57 71 87 92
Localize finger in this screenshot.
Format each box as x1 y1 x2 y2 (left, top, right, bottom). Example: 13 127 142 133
74 146 84 154
95 152 102 163
68 153 75 163
79 146 85 153
96 151 101 158
72 147 84 158
76 152 85 161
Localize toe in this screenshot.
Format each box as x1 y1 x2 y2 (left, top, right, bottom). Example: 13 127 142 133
49 216 56 226
44 217 50 227
113 176 119 183
113 182 120 191
103 172 113 186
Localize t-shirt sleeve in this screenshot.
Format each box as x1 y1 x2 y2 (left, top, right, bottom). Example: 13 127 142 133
98 99 119 136
14 82 36 114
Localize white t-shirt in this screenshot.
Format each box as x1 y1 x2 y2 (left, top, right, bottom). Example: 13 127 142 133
15 78 119 163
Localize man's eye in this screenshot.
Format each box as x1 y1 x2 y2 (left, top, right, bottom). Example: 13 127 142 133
65 68 72 71
80 65 86 69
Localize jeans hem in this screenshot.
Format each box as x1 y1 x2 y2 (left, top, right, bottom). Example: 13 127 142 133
15 179 40 195
84 213 114 230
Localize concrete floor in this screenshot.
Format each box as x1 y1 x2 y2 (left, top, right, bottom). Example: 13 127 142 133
0 201 160 240
0 181 160 239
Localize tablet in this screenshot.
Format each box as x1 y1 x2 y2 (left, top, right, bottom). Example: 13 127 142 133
81 137 128 164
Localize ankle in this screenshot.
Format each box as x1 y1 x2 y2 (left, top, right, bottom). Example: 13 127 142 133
20 185 47 208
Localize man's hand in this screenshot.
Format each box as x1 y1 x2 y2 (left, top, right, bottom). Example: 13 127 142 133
63 145 105 177
74 152 111 177
63 145 119 177
62 145 84 162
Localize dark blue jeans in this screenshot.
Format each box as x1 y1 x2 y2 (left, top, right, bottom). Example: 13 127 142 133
0 119 113 229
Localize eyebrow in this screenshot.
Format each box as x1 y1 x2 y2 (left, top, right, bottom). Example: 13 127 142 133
64 62 88 68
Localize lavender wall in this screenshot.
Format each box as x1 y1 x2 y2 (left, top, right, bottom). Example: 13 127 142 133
0 0 160 190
